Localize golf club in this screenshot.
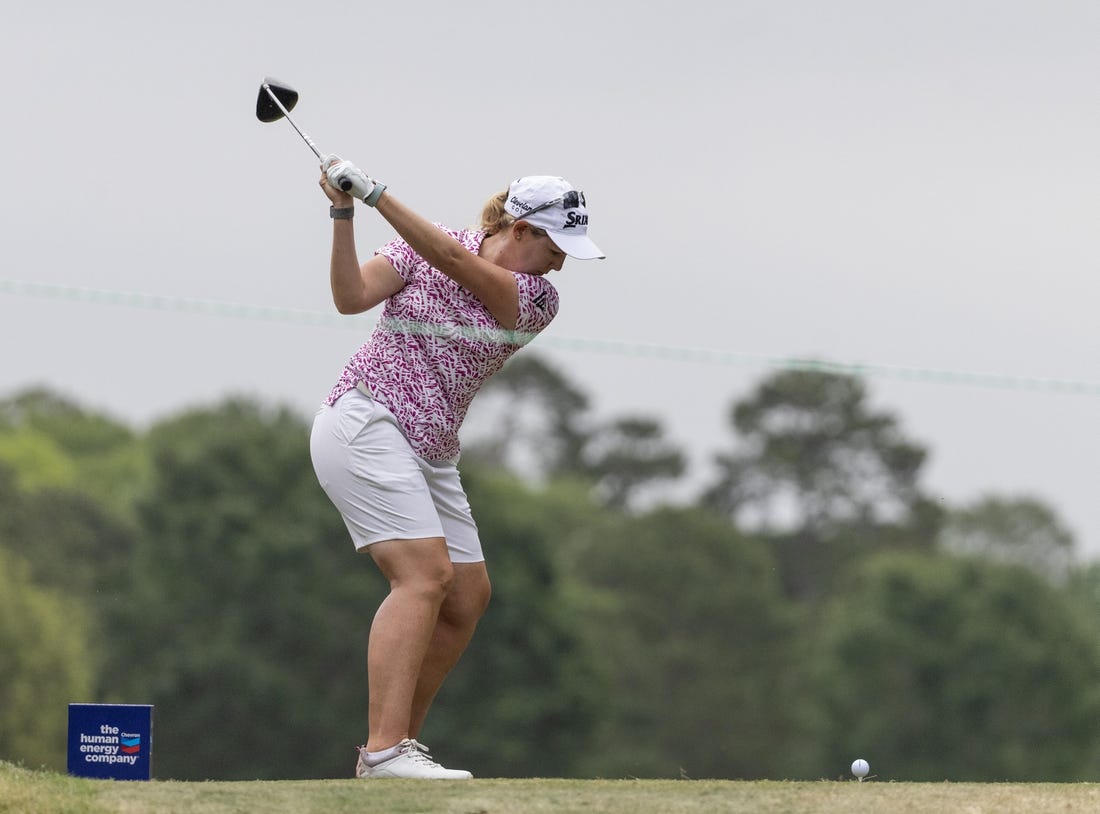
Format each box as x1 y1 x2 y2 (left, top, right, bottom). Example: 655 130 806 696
257 76 353 191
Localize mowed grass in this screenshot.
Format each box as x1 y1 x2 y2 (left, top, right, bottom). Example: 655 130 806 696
4 762 1100 814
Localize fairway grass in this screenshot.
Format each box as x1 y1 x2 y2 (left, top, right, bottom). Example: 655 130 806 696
4 761 1100 814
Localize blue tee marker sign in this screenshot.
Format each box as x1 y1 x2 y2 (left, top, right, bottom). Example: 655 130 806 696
67 704 153 780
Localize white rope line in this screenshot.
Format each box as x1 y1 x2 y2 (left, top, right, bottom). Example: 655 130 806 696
3 279 1098 396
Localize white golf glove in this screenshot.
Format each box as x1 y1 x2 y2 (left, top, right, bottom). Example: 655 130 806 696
325 158 386 206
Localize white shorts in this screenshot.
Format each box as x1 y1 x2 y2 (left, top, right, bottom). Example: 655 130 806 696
309 387 484 563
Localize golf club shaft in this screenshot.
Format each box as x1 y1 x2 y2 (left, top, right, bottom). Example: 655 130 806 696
262 83 323 160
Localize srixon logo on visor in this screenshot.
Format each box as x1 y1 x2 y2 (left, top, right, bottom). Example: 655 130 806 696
562 191 588 229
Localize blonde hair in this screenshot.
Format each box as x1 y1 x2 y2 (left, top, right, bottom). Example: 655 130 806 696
478 190 516 235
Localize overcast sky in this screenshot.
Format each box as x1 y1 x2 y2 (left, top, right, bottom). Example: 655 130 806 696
3 1 1097 554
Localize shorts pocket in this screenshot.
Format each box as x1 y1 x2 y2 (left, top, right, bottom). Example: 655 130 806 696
333 390 378 446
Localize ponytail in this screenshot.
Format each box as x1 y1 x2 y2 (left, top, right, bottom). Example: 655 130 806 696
478 190 515 235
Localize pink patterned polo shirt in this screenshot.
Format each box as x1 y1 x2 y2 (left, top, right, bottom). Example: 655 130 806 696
325 227 560 462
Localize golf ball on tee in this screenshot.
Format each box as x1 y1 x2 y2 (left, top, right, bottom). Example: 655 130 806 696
851 758 870 779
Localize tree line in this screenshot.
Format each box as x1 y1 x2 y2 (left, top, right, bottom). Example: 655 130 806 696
2 358 1099 781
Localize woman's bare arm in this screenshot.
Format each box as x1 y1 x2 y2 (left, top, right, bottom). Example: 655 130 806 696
328 216 404 315
373 192 520 330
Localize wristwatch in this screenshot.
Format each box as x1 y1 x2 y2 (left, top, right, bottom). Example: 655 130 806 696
330 206 355 220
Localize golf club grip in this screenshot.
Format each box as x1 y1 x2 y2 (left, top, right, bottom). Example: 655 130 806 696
339 179 353 192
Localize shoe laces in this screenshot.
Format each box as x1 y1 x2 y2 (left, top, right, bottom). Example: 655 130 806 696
399 738 443 768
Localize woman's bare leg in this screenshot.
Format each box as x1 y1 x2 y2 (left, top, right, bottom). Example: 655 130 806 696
364 536 454 752
408 562 491 738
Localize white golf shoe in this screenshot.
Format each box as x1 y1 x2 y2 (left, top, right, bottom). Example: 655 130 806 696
355 739 473 780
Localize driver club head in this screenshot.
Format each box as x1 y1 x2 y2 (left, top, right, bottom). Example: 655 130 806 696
256 77 298 122
256 76 325 161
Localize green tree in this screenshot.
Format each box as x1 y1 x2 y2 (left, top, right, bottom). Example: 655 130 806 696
1068 562 1100 613
703 370 934 599
467 355 689 509
0 389 143 621
0 389 133 453
563 505 801 779
704 370 927 530
0 429 77 492
939 495 1076 583
585 416 686 511
806 551 1100 780
464 355 592 479
0 483 137 615
0 544 95 771
0 388 146 520
0 460 137 706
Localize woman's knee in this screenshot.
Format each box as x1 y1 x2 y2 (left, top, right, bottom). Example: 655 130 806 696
406 559 455 601
442 564 491 625
371 537 455 599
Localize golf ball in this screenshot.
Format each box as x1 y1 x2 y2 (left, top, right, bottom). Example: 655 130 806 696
851 758 870 779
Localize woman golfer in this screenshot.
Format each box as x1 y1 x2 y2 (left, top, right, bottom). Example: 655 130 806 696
310 157 604 779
